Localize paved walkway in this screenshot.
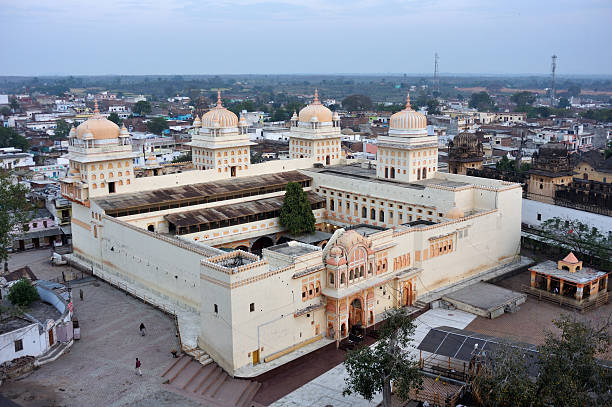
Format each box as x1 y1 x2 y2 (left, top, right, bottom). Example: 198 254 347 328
270 308 476 407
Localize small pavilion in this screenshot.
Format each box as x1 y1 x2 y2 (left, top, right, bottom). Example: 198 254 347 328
528 252 608 308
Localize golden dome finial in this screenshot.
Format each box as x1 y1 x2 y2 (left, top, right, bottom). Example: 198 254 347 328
313 88 320 104
405 93 412 110
216 90 223 107
94 99 100 114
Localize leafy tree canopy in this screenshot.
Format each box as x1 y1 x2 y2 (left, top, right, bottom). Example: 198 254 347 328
581 108 612 122
146 117 169 135
279 182 315 235
426 99 441 115
171 151 191 163
511 91 536 109
0 127 29 151
605 140 612 159
468 91 496 112
54 119 71 140
557 97 571 109
342 94 373 111
0 171 31 269
133 100 152 115
8 278 39 307
108 112 122 125
343 308 423 407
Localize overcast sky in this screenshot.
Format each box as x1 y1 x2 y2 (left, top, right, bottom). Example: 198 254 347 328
1 0 610 76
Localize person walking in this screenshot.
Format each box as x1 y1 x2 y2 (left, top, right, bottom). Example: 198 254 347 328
139 322 146 336
135 358 142 376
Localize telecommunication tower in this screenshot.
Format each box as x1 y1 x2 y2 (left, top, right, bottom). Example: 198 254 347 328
433 53 440 94
551 54 557 104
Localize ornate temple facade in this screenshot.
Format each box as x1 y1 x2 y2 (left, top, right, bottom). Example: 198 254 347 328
62 92 522 376
526 142 574 203
448 132 484 175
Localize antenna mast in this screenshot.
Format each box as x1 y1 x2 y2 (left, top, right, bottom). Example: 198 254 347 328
433 53 440 94
551 54 557 105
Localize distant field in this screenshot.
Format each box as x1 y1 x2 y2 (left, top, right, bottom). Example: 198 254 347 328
457 87 612 96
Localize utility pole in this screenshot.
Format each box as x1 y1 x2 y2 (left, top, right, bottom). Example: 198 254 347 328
551 54 557 106
433 53 440 94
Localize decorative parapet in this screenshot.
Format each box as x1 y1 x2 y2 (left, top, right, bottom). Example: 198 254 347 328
200 250 267 275
292 265 325 279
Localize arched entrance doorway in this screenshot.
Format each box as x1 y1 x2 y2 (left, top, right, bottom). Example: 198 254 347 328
276 236 292 245
251 236 274 256
402 282 413 306
349 298 363 328
236 245 249 252
325 155 330 165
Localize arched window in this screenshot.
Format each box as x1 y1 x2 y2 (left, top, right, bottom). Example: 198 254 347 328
340 273 346 285
379 210 385 222
362 207 367 218
330 199 335 211
349 269 354 281
370 208 376 220
390 167 395 179
329 272 335 286
359 265 364 278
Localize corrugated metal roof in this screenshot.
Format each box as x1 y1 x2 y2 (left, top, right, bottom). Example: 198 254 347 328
165 192 324 228
94 171 311 213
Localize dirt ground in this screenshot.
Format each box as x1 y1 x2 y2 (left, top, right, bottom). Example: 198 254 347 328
466 269 612 359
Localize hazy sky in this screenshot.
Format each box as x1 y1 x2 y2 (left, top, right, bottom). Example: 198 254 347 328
1 0 610 76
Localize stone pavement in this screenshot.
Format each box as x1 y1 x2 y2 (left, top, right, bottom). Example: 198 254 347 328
270 308 476 407
1 248 208 407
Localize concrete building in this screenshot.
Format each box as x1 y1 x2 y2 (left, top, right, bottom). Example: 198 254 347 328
447 132 484 175
61 93 522 376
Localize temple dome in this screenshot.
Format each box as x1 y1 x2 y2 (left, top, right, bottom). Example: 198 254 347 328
76 101 120 140
201 91 238 129
299 89 333 123
389 94 427 131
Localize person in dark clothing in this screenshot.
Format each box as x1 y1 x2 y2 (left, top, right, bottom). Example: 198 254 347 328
139 322 146 336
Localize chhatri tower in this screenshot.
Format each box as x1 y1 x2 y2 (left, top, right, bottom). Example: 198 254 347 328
377 94 438 182
289 89 342 165
189 91 255 176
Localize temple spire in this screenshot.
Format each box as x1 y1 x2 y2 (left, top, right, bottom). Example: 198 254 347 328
313 88 319 104
216 90 223 107
405 93 412 110
94 99 100 114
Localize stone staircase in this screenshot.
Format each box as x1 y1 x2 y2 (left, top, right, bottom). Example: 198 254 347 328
35 340 73 367
162 355 261 407
414 300 429 310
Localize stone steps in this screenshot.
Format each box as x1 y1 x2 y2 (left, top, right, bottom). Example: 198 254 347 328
162 355 261 407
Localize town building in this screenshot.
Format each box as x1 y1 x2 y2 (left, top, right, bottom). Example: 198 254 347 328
447 132 484 175
62 92 522 376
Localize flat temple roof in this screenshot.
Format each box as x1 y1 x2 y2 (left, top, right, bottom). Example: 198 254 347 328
94 171 311 213
165 192 325 228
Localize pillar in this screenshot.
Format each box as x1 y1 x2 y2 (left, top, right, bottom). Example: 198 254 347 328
591 280 599 298
576 284 584 301
559 279 564 296
530 271 536 288
546 276 551 292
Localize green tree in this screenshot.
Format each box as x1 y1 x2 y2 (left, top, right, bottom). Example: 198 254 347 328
511 91 536 109
534 315 611 407
342 94 373 111
343 308 423 407
54 119 72 139
251 151 264 164
7 278 39 307
0 106 10 116
133 100 152 115
9 97 19 112
0 171 31 271
469 91 496 111
279 182 315 235
472 342 536 407
605 140 612 159
0 127 29 151
558 97 571 109
426 99 440 115
108 112 122 125
539 217 610 266
146 117 169 135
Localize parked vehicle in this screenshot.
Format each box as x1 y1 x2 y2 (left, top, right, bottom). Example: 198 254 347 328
50 252 67 266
